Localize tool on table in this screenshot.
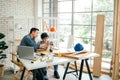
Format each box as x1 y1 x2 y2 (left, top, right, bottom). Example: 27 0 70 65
31 53 48 63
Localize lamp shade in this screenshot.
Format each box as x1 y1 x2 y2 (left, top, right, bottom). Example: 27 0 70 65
50 27 56 32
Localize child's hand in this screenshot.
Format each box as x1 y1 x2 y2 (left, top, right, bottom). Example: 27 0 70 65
40 41 50 49
40 43 47 49
46 41 50 46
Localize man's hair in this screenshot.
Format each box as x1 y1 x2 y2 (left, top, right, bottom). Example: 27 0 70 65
30 28 39 34
41 32 49 39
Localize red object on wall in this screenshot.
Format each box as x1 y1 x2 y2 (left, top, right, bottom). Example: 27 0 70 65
50 27 56 32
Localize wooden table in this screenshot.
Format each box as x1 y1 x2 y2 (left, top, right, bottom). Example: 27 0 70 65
19 52 99 80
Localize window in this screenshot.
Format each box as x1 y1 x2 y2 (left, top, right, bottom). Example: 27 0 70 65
58 13 72 25
74 0 92 12
74 13 91 25
58 1 72 13
42 0 114 71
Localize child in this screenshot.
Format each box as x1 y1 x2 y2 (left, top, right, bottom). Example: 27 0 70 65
40 32 60 79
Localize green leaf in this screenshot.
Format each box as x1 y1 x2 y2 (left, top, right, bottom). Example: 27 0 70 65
0 46 8 50
0 33 5 39
0 56 7 60
0 51 3 54
0 54 6 56
0 54 6 59
0 41 8 50
0 41 6 46
2 46 8 50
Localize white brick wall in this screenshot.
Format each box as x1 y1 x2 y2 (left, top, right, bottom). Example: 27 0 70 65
0 0 35 36
0 0 35 51
0 0 35 69
0 0 34 17
0 0 35 44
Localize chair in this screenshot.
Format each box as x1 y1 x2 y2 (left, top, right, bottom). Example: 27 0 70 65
11 52 32 80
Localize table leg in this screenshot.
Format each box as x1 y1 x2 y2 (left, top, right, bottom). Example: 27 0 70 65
74 61 78 75
79 60 84 80
63 62 70 80
20 67 25 80
85 59 93 80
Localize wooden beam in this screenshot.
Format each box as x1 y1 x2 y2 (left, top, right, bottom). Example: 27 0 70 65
112 0 120 80
69 64 110 75
93 15 105 77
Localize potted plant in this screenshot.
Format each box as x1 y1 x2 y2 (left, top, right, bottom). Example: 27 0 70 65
0 33 8 77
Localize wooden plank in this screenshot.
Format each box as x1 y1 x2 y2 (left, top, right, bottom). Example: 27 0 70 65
93 15 105 77
112 0 120 80
54 50 88 60
0 65 4 77
112 0 118 78
69 64 110 75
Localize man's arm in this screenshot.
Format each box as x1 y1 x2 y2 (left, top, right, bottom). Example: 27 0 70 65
24 38 40 51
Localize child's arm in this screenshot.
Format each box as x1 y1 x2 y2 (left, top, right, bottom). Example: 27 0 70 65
40 41 50 49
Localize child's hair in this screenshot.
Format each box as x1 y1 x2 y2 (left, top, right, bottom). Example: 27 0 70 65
41 32 49 39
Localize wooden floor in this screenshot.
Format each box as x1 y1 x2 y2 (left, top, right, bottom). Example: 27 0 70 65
0 65 114 80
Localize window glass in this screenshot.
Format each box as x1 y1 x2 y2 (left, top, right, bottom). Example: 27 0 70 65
59 25 71 48
93 0 114 11
43 0 49 2
43 3 49 13
58 0 72 1
92 12 113 25
74 0 92 12
58 13 72 24
58 1 72 12
74 26 91 38
74 13 91 25
43 14 49 17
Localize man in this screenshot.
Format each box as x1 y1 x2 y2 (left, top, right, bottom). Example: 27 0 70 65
40 32 60 79
20 28 40 51
20 28 48 80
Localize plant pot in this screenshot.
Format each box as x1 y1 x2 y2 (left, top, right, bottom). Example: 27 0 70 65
0 64 4 77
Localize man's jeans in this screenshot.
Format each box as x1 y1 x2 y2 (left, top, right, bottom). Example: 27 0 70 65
36 65 58 80
36 67 46 80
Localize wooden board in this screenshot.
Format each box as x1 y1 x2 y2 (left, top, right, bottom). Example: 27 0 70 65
69 64 110 75
0 65 4 77
93 15 105 77
55 50 88 59
112 0 120 80
36 49 48 53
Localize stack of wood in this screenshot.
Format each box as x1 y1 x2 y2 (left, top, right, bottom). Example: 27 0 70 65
55 50 88 60
110 60 120 77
